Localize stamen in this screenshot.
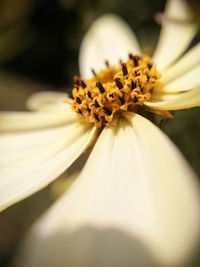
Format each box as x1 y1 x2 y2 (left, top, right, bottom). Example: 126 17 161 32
131 81 136 90
118 96 125 105
76 97 81 104
91 68 96 76
87 91 92 99
133 56 139 67
94 113 100 121
105 60 109 68
103 107 112 115
133 96 138 103
80 80 87 88
94 100 100 108
114 78 123 89
96 82 105 93
121 63 128 76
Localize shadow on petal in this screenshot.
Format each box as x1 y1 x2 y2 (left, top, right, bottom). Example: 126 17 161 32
17 226 159 267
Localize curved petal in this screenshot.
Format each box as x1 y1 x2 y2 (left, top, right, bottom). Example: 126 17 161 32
145 87 200 110
18 114 200 267
162 64 200 93
26 91 72 112
0 122 97 211
153 0 197 70
0 110 76 132
79 14 141 79
162 43 200 84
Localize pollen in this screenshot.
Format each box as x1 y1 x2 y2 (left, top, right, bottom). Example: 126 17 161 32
71 54 162 127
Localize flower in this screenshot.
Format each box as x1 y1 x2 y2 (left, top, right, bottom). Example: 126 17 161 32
1 0 200 266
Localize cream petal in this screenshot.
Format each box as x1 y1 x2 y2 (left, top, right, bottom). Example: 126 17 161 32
26 91 72 112
153 0 197 70
0 122 97 211
162 43 200 84
145 87 200 110
0 110 77 132
79 14 141 79
18 114 200 267
162 64 200 93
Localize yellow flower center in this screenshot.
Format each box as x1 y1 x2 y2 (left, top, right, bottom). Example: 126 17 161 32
71 54 162 127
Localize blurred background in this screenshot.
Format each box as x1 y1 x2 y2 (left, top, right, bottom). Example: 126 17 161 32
0 0 199 266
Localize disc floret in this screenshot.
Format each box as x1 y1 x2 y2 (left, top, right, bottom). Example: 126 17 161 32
72 54 162 127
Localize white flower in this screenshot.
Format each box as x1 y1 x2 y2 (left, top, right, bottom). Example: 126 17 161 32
0 0 200 266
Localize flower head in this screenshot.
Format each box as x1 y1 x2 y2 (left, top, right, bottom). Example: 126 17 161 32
1 0 200 266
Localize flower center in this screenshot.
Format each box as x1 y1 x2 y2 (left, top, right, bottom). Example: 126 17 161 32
71 54 162 127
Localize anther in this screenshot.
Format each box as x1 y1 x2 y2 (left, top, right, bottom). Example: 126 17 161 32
96 82 105 93
78 109 82 114
121 63 128 76
94 100 100 108
133 56 139 67
76 97 81 104
94 113 100 121
105 60 109 68
118 96 125 105
114 78 123 89
73 76 80 85
133 96 138 103
103 107 112 115
135 70 140 77
87 91 92 99
128 53 134 60
148 63 152 70
131 81 136 90
87 107 91 113
80 79 87 88
91 68 96 76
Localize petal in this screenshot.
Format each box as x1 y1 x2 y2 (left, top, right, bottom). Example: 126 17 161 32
0 122 97 211
18 114 200 267
26 91 72 112
145 87 200 110
79 14 141 79
161 64 200 93
0 110 76 132
162 43 200 84
153 0 197 70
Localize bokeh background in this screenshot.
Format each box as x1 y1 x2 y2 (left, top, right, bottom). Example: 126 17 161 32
0 0 199 266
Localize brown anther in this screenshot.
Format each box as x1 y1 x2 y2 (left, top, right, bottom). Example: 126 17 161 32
87 107 91 113
96 82 105 93
105 60 109 68
131 80 136 90
135 70 140 77
133 56 139 67
73 76 80 85
128 53 134 60
94 100 100 108
118 96 125 105
121 63 128 76
94 113 100 121
78 109 82 114
114 78 123 89
148 63 152 70
87 91 92 99
103 107 112 115
76 97 81 104
91 68 96 76
133 96 138 103
80 80 87 88
139 84 144 93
